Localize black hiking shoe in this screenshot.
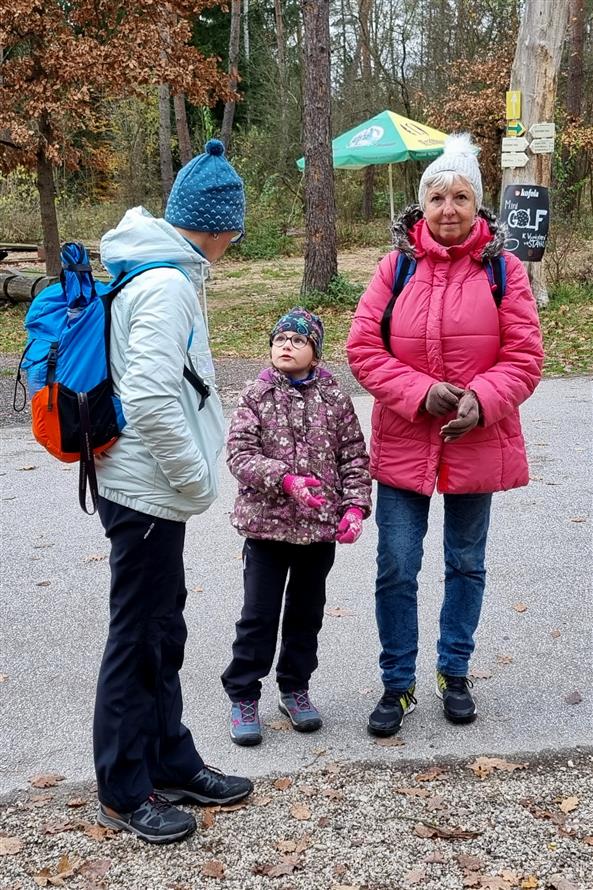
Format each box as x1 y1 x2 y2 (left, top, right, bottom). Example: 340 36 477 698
157 766 253 806
436 671 477 723
367 684 416 737
97 792 196 844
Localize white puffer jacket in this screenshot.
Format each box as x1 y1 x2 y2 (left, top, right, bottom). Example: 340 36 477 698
95 207 224 521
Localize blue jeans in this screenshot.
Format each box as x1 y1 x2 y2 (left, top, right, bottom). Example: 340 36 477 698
375 484 492 690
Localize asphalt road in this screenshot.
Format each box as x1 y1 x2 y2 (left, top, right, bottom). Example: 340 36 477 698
0 376 591 796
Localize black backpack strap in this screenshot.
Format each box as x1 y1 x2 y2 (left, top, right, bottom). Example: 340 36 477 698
77 392 99 515
380 253 414 354
485 255 506 307
183 365 210 411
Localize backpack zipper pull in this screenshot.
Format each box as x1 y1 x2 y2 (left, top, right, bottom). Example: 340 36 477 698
46 342 58 410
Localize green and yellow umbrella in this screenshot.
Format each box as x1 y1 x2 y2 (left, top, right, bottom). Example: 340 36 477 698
296 110 448 218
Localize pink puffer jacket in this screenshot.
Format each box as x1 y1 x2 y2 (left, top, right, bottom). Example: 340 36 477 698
347 209 544 495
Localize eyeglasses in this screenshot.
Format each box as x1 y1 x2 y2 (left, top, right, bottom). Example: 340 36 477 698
230 231 245 245
271 333 309 349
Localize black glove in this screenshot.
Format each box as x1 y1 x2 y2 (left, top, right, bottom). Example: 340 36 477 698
424 382 465 417
440 390 481 442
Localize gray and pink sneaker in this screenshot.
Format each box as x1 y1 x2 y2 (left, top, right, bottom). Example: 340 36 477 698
230 700 262 746
278 689 322 732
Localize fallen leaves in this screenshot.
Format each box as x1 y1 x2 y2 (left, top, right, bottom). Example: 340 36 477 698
416 767 447 782
324 607 354 618
375 736 405 747
469 668 493 680
290 803 311 821
0 836 23 855
36 580 51 587
17 465 37 471
496 654 514 665
550 629 561 639
253 854 300 878
564 690 582 705
266 719 291 731
413 822 481 840
512 602 528 613
395 786 430 798
34 854 79 886
457 853 485 871
84 554 106 563
66 798 88 808
467 757 528 779
0 673 9 682
273 776 293 791
558 796 579 814
276 834 311 854
201 860 225 879
30 773 65 789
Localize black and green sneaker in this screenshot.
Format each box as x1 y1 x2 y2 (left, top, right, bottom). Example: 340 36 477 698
367 685 416 737
436 671 477 723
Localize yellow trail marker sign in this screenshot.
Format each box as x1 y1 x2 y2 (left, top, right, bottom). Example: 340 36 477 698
506 90 521 120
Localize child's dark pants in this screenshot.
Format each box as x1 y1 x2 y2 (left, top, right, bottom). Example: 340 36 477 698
94 498 204 813
221 538 336 702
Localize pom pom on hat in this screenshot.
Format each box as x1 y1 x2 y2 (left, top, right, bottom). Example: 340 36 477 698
418 132 483 209
164 139 245 233
205 138 225 156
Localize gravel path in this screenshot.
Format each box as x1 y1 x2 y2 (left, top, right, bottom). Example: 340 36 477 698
1 752 591 890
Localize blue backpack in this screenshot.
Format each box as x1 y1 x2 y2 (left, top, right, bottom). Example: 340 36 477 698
14 242 210 514
380 252 507 353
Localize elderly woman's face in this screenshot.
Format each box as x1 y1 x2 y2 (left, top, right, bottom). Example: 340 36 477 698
423 177 476 246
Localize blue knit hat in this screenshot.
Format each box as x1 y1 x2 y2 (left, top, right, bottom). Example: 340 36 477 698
164 139 245 233
270 307 325 358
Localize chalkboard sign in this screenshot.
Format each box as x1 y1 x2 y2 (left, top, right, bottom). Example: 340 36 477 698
501 184 550 262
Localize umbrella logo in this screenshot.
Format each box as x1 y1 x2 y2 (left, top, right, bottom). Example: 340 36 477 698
349 126 384 148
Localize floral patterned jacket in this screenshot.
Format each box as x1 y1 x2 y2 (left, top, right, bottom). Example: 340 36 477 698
227 366 372 544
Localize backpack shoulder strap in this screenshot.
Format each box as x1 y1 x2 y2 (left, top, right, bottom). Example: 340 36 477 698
484 255 506 307
380 253 416 354
107 262 190 298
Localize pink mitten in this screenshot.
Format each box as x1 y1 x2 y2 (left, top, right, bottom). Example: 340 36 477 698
282 474 326 509
336 507 364 544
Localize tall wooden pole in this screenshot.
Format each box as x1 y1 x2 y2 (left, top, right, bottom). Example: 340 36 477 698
500 0 570 306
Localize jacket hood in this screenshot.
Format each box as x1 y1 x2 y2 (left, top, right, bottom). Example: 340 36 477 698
390 204 506 262
100 206 210 278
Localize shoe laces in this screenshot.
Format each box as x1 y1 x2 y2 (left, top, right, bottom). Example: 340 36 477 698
238 700 258 723
147 792 173 813
293 690 313 711
382 689 417 708
443 675 473 693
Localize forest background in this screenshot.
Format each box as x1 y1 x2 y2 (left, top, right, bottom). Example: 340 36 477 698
1 0 592 375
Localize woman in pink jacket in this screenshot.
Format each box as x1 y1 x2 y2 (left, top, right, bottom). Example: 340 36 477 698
347 134 544 737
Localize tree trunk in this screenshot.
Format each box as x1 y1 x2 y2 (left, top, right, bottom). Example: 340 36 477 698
500 0 570 307
36 119 61 277
173 93 193 166
359 0 374 219
300 0 337 294
567 0 585 119
159 83 174 209
221 0 241 151
274 0 288 157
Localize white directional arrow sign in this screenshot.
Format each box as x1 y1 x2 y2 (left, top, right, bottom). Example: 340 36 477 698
501 152 529 169
530 137 555 154
529 122 555 139
502 136 529 152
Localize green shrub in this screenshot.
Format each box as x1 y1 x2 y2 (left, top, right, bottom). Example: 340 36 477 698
301 273 363 310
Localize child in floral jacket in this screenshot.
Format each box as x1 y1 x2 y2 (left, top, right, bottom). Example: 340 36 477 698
221 307 372 746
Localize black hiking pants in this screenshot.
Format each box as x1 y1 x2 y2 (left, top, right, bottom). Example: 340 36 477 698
94 498 203 812
221 538 336 702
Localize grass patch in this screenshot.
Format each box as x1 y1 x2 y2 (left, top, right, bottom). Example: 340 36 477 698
2 276 591 376
540 283 593 376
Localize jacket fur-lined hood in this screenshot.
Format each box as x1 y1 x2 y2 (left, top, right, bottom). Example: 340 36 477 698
390 204 506 261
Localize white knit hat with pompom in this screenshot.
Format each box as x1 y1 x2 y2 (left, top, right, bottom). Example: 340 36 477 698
418 133 483 209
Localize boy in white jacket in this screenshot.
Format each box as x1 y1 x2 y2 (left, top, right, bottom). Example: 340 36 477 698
95 141 252 844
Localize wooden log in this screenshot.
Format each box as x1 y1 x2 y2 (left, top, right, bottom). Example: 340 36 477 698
0 272 58 303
